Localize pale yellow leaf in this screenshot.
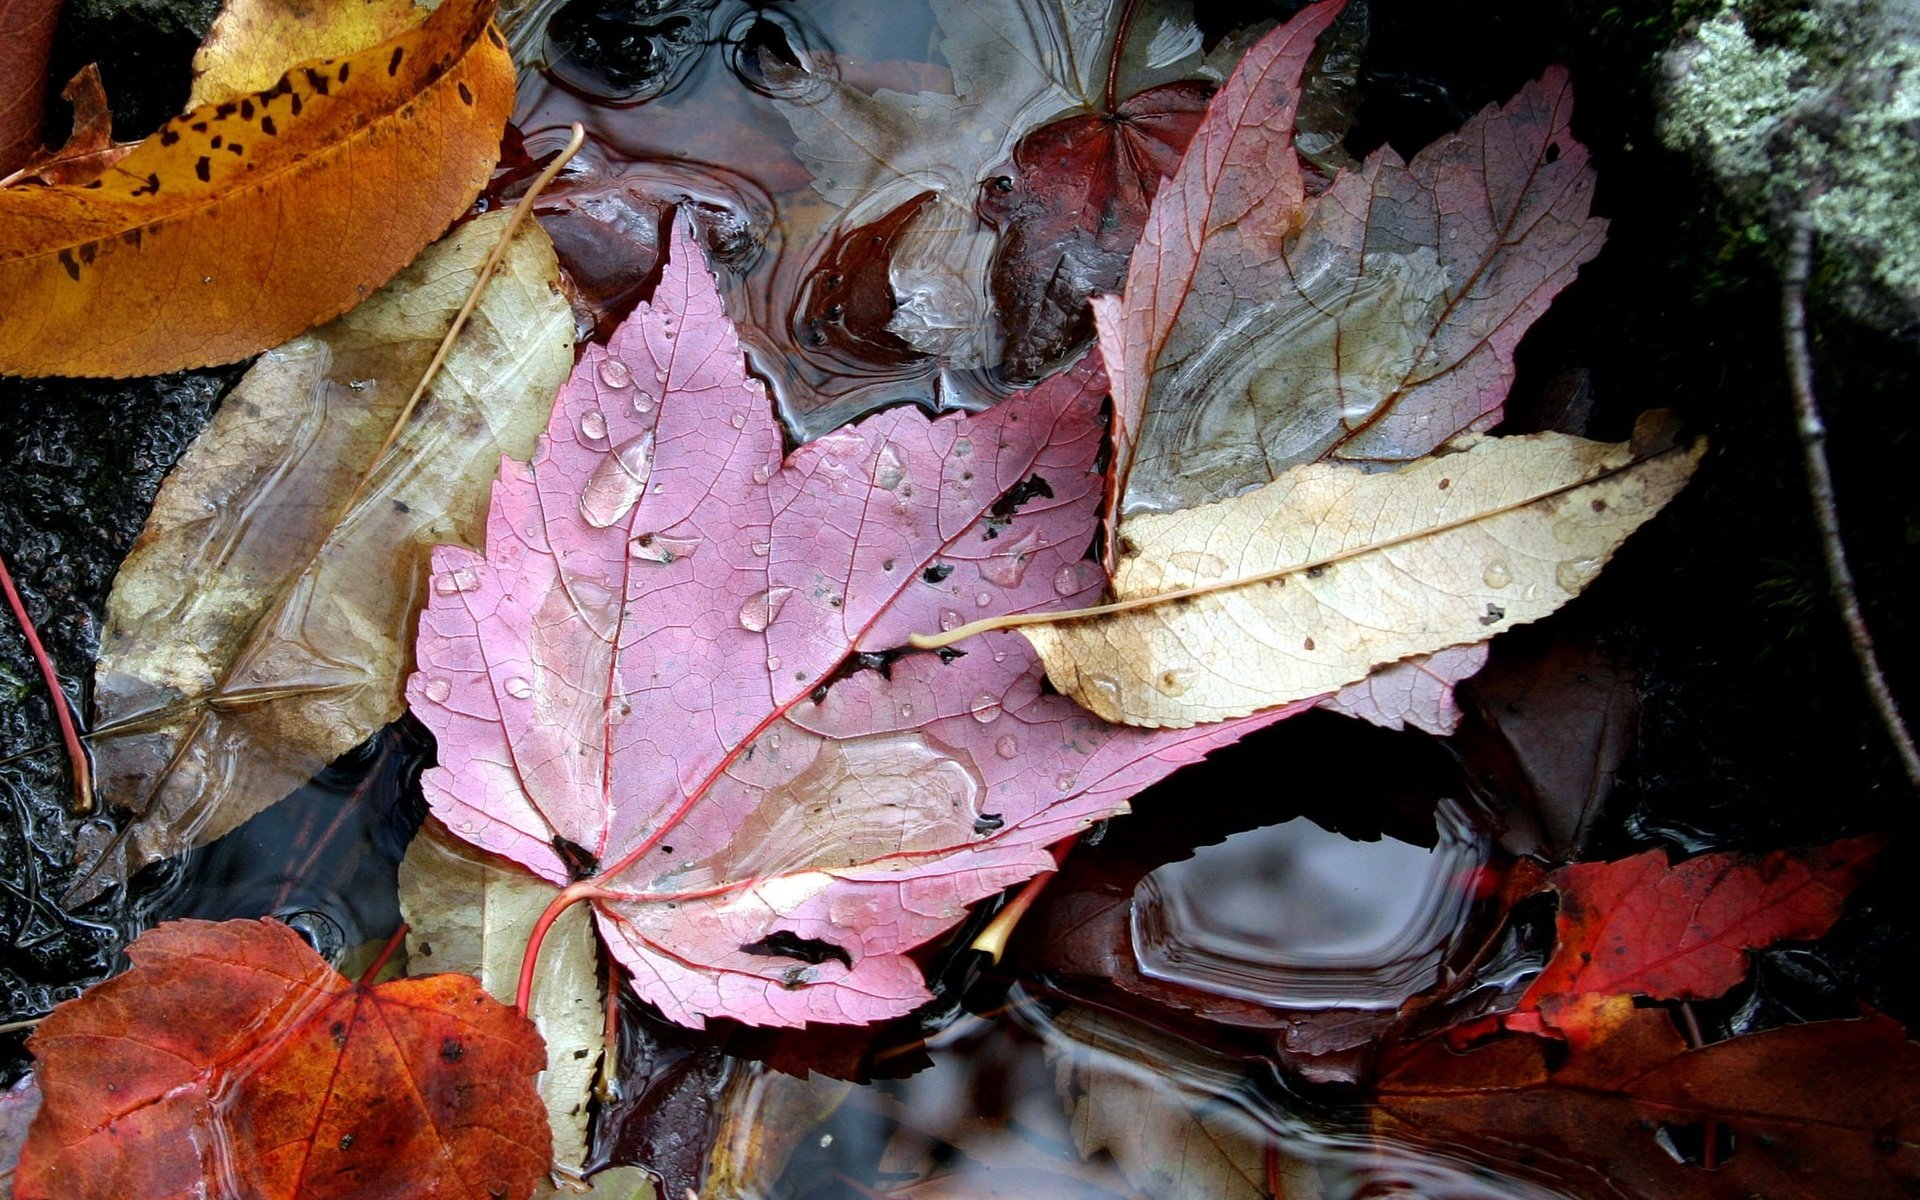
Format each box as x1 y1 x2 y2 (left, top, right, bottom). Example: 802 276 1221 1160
400 820 606 1176
926 420 1699 728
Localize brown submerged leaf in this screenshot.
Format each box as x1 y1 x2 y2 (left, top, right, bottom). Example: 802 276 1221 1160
0 0 513 377
80 210 572 893
921 419 1700 728
1376 1011 1920 1200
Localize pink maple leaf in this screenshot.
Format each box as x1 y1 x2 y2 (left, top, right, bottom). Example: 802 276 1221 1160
408 221 1307 1028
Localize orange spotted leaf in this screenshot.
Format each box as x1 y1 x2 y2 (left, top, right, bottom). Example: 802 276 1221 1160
0 0 512 378
14 918 551 1200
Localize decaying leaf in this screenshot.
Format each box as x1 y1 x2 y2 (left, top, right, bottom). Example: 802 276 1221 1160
189 0 428 109
83 210 572 891
1507 836 1883 1044
408 221 1295 1028
0 0 513 377
0 0 61 176
15 919 551 1200
400 820 605 1179
922 419 1700 728
5 66 136 188
1376 1010 1920 1200
1094 0 1606 523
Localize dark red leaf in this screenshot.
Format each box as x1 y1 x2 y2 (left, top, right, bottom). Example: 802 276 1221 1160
1511 837 1883 1043
16 919 550 1200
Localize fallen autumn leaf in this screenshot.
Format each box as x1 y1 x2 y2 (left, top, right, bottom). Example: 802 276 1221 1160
0 0 513 377
15 918 551 1200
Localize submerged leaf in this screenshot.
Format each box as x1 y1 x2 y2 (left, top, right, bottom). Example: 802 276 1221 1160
1096 4 1606 520
928 420 1699 728
399 821 605 1179
760 0 1210 427
409 221 1298 1027
1052 1007 1300 1200
15 919 550 1200
1377 1010 1920 1200
84 210 572 890
0 0 513 377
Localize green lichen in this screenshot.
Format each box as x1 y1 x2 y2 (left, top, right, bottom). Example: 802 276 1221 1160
1662 0 1920 329
1662 7 1812 183
1796 43 1920 301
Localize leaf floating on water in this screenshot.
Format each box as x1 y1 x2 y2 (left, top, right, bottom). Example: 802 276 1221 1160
920 420 1701 728
0 0 513 377
13 918 550 1200
408 220 1296 1028
1506 836 1883 1045
85 210 572 890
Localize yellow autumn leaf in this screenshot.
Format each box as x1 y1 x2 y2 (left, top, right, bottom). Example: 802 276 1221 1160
0 0 511 377
188 0 430 109
916 418 1701 728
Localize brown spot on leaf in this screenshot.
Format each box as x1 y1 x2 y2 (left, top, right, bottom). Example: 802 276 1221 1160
195 156 211 182
389 47 405 75
57 249 79 281
458 81 473 105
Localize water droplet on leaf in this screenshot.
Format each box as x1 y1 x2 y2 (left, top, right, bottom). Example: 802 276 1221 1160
1482 561 1512 588
871 443 906 491
423 678 451 703
995 735 1019 759
579 432 655 528
433 567 480 595
598 357 632 389
969 693 1001 723
504 676 533 699
738 587 794 633
579 409 609 443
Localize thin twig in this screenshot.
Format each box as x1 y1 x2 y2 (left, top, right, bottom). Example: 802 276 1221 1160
0 1015 46 1035
0 551 92 812
360 122 588 480
1781 218 1920 793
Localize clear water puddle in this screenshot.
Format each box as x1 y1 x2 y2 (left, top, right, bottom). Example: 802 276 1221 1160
1133 800 1488 1010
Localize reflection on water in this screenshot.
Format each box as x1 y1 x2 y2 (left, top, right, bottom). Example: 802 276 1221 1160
1132 800 1488 1010
724 988 1569 1200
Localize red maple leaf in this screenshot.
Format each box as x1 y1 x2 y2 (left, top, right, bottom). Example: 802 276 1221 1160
1508 836 1883 1043
15 918 550 1200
